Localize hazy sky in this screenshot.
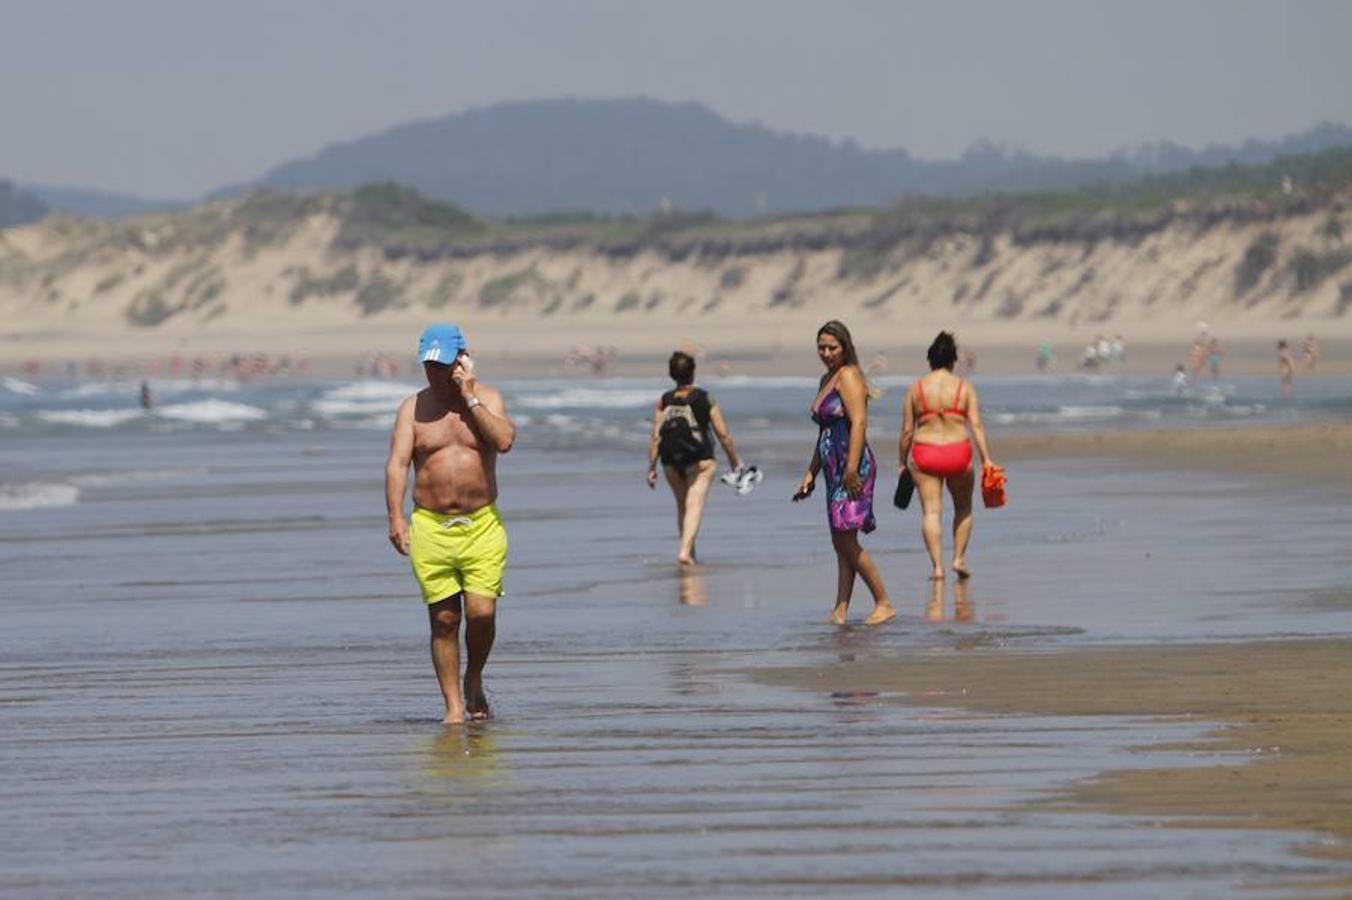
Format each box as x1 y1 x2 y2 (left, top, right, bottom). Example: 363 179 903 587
4 0 1351 198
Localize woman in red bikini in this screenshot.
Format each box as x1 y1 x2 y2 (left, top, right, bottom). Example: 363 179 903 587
898 332 997 580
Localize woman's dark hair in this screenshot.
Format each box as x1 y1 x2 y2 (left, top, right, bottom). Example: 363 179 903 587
927 331 959 370
816 320 861 368
669 350 696 385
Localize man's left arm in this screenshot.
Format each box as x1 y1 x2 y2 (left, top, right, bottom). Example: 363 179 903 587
465 383 515 453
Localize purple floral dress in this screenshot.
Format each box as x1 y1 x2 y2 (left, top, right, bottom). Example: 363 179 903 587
812 387 876 534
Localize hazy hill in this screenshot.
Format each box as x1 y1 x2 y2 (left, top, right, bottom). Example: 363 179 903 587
225 97 1352 217
21 184 184 219
0 180 48 227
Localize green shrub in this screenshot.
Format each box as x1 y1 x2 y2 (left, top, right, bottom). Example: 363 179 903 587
1234 232 1279 295
290 265 360 304
93 273 124 294
125 291 180 326
480 269 533 308
426 272 462 308
1338 282 1352 317
1321 214 1344 242
1289 247 1352 292
355 274 403 315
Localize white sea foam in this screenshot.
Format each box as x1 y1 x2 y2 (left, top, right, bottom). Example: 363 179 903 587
37 408 146 428
60 378 240 399
543 413 581 430
311 381 417 417
516 388 655 410
155 399 268 424
0 481 80 511
1057 405 1126 419
322 380 419 401
2 376 39 396
68 468 199 488
707 375 819 389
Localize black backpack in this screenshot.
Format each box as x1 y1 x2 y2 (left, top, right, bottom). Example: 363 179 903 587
658 389 711 467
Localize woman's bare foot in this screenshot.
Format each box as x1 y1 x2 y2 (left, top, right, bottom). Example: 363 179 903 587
677 551 696 566
929 567 945 581
952 559 971 579
442 706 465 725
863 601 896 625
827 603 849 625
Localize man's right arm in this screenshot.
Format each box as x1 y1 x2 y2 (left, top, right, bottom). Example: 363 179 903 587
385 396 415 555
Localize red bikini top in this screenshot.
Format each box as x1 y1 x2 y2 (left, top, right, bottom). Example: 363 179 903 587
915 378 966 422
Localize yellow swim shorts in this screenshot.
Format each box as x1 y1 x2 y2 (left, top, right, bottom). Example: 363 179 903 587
409 504 508 603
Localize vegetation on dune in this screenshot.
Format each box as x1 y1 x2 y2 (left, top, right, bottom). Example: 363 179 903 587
333 182 486 254
8 141 1352 329
289 264 360 305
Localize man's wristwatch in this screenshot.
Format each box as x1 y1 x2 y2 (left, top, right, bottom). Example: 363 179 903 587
465 397 483 412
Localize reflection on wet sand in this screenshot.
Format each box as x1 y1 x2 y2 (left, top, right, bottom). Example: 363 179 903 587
924 578 974 623
678 566 708 606
420 726 503 784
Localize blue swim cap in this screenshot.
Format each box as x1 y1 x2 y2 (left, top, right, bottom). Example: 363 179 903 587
417 324 466 364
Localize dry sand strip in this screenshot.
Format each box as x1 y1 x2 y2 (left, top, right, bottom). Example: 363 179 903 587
998 421 1352 486
751 637 1352 872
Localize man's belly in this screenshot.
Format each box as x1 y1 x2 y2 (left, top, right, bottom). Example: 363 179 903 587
412 453 497 514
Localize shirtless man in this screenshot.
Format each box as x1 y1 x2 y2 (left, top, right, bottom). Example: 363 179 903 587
386 324 515 723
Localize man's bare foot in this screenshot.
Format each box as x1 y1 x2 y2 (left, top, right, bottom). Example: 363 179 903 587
677 552 695 566
864 601 896 625
952 560 971 579
929 568 945 581
827 603 849 626
464 674 492 721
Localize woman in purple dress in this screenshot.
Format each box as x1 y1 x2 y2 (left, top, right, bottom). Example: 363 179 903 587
794 321 895 626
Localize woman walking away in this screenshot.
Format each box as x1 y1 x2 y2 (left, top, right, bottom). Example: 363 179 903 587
899 332 997 580
648 350 745 565
793 321 895 626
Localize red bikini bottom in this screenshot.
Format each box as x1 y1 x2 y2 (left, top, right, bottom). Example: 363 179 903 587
912 440 973 478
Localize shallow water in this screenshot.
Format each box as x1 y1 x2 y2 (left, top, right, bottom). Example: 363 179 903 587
3 380 1352 897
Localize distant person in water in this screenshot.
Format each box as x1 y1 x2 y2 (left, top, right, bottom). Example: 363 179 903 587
386 324 515 724
1189 338 1207 381
1302 333 1319 372
139 380 153 411
794 320 895 626
1207 338 1224 380
1278 340 1295 398
1172 364 1190 395
647 351 746 565
899 332 997 580
1036 340 1054 371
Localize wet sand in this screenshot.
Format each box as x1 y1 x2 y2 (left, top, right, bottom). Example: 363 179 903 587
752 638 1352 866
999 421 1352 486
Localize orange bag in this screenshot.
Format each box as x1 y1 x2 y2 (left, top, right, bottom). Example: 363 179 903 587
981 464 1007 508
